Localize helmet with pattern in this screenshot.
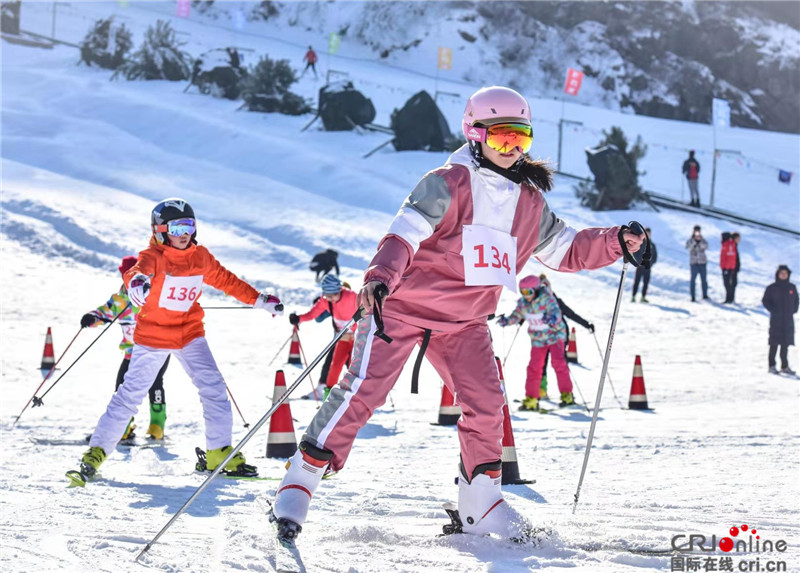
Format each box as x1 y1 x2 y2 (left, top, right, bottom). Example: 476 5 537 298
151 198 196 245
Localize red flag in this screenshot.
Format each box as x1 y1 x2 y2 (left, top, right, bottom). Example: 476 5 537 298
176 0 190 18
563 68 583 97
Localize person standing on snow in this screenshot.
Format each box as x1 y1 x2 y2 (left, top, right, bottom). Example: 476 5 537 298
631 227 657 303
720 232 741 304
497 275 573 412
762 265 798 375
686 225 709 302
309 248 339 283
682 150 701 207
66 198 283 486
537 273 594 401
80 255 170 440
301 45 318 79
270 86 645 542
290 274 358 401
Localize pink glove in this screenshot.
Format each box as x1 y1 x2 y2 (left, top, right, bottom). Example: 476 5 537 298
128 274 150 308
254 293 283 316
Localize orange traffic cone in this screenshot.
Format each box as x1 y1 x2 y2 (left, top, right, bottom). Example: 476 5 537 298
40 327 55 371
566 327 578 363
628 355 650 410
432 384 461 426
495 357 535 485
266 370 298 458
287 327 302 365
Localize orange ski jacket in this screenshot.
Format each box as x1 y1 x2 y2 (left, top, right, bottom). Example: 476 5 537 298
124 239 259 349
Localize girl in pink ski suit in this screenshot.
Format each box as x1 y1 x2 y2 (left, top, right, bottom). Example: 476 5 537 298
272 86 644 541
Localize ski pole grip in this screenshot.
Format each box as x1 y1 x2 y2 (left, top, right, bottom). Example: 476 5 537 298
372 283 393 344
618 220 650 268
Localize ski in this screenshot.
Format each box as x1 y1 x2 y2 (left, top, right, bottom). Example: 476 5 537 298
258 498 305 573
65 469 90 488
31 436 167 448
577 542 674 555
439 502 550 545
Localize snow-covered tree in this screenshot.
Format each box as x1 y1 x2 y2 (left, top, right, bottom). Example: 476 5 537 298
240 55 310 115
113 20 192 81
79 17 132 70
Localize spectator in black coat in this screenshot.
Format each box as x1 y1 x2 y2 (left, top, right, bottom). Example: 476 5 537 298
631 227 657 303
309 248 340 282
762 265 798 375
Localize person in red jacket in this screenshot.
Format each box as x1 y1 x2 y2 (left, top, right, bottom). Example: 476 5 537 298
290 274 357 400
66 198 283 487
720 231 740 303
301 45 318 79
682 150 701 207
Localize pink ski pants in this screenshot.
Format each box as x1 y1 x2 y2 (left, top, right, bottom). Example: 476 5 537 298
526 340 572 398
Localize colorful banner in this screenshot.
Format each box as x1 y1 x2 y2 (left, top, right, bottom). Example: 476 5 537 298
563 68 583 96
437 47 452 70
176 0 191 19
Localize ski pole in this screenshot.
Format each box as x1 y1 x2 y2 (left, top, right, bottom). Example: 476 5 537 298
32 303 132 410
225 384 250 428
267 331 294 367
591 332 624 409
572 222 649 514
136 307 367 562
565 363 591 414
502 323 523 368
12 327 83 427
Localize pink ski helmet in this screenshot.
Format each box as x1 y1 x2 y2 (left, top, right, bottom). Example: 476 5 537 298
462 86 531 139
519 275 540 292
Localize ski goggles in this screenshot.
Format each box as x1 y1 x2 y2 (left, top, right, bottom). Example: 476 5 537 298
154 218 196 237
520 287 539 297
465 122 533 154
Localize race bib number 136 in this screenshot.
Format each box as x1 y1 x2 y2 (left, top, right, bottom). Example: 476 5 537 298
462 224 518 291
159 275 204 312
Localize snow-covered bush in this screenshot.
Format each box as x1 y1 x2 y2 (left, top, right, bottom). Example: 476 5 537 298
240 55 310 115
79 17 132 70
113 20 192 81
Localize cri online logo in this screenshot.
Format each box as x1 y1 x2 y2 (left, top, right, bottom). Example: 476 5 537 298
671 524 788 553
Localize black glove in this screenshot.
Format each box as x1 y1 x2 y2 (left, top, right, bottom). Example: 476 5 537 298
80 313 98 328
289 312 300 326
587 323 595 334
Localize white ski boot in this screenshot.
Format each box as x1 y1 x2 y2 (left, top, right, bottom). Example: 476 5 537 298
273 441 332 527
458 462 534 542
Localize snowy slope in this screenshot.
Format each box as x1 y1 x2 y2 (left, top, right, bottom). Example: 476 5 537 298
2 6 800 573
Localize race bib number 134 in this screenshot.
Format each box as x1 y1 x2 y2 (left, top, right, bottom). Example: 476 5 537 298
462 224 518 291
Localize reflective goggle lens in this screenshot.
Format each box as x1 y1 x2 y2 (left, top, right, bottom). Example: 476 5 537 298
166 218 196 237
520 288 536 296
485 123 533 154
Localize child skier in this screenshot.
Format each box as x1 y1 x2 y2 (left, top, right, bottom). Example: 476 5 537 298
270 86 644 542
67 198 283 486
80 255 170 440
497 275 573 411
290 274 358 401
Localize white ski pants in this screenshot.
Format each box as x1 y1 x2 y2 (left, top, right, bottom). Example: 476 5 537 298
88 337 233 454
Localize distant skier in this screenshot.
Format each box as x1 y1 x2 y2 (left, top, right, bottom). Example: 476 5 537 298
497 275 575 411
270 86 645 544
290 274 357 401
686 225 709 302
309 248 339 282
538 274 594 400
762 265 798 375
301 45 318 79
682 150 701 207
720 231 741 304
66 198 283 487
631 227 657 302
80 255 170 440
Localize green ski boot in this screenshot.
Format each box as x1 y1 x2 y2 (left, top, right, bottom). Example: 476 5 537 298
147 403 166 440
559 392 576 407
539 374 549 400
206 446 258 477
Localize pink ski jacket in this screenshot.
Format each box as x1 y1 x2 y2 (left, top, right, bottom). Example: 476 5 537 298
363 145 623 331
